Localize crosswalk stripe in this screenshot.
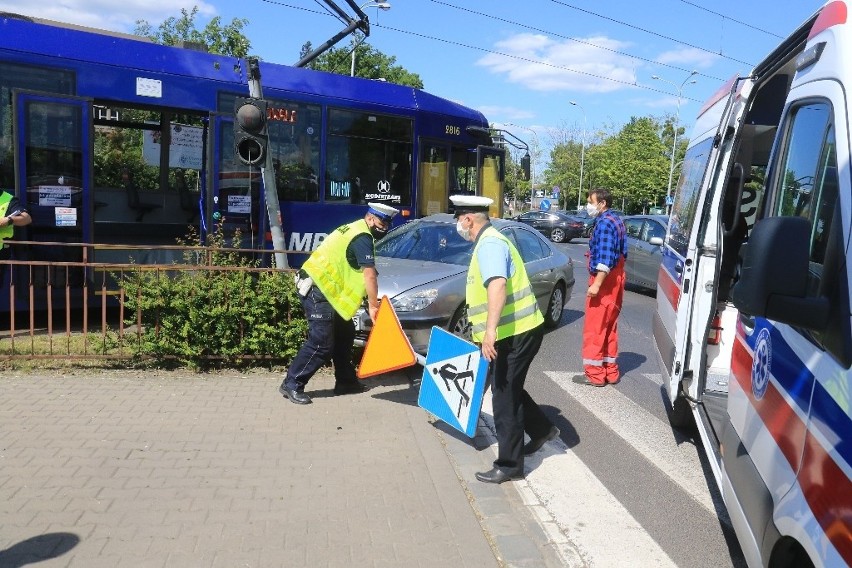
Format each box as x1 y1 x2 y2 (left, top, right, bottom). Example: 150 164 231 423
479 395 678 567
546 371 723 518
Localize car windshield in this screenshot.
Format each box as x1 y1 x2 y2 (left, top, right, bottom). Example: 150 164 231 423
376 221 473 265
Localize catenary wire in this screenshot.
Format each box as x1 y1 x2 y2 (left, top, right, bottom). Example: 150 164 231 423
677 0 785 38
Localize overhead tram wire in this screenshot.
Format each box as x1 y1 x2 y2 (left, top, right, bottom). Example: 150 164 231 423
257 0 705 100
677 0 785 38
372 23 705 103
548 0 756 68
310 0 348 24
427 0 726 83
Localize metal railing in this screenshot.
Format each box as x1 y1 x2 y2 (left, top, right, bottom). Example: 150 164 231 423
0 240 295 362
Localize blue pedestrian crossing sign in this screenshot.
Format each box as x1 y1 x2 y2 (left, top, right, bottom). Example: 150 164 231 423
418 327 489 437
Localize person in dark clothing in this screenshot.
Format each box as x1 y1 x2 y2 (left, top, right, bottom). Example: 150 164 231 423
279 202 399 405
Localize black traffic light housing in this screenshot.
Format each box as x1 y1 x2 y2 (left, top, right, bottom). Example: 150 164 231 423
234 97 268 166
520 152 531 181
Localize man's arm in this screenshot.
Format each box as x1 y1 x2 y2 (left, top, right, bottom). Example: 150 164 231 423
363 266 380 322
481 276 506 362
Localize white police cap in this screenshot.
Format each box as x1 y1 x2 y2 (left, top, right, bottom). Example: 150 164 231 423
449 194 493 216
367 202 399 223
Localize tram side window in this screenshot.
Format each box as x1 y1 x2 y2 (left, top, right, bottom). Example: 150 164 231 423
326 108 412 207
0 63 75 189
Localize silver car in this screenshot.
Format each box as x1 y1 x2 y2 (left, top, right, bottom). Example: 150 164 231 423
623 214 668 291
353 214 575 353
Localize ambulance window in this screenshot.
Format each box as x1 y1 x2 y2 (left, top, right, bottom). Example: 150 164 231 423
771 102 836 266
771 100 851 365
667 138 713 257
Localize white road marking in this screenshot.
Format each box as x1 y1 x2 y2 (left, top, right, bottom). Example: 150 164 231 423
546 370 722 517
479 395 678 568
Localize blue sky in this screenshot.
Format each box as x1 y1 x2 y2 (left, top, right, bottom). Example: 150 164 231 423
3 0 826 160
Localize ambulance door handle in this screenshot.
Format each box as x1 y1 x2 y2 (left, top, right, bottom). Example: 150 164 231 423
674 262 683 274
739 312 755 336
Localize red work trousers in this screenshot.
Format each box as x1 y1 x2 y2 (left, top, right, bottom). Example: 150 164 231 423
582 258 625 384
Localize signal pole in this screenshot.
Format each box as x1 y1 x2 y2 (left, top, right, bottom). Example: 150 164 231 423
245 58 288 269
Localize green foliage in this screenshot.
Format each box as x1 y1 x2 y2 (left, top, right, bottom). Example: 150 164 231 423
300 37 424 88
134 6 251 58
119 227 306 369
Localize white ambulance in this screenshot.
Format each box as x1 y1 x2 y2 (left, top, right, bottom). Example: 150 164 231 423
653 2 851 566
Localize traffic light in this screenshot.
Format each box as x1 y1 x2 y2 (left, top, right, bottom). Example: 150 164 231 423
234 97 268 166
520 152 531 181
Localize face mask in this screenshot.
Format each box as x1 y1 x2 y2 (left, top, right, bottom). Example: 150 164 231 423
370 224 388 240
586 203 600 218
456 219 471 241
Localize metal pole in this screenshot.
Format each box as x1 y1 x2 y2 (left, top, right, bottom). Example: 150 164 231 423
570 101 586 212
653 71 696 215
246 58 288 269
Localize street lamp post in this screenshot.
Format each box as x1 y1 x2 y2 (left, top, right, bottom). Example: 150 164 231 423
351 2 391 77
569 101 586 212
503 123 539 212
652 71 697 215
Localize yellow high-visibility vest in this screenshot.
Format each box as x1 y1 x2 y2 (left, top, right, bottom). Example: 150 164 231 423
0 192 13 240
466 226 543 342
303 219 373 319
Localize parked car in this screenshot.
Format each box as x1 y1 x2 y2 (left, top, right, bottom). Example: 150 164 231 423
353 214 575 353
622 214 668 290
512 210 585 243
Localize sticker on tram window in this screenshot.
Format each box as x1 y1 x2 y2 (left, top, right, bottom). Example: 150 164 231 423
38 186 72 207
227 194 251 214
54 207 77 227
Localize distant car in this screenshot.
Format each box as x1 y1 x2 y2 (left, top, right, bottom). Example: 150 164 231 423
353 214 575 353
513 210 585 243
622 214 668 291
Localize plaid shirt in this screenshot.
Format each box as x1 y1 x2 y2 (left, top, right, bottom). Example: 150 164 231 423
587 210 627 274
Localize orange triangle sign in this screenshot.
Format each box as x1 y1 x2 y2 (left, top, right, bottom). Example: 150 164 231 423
357 296 417 379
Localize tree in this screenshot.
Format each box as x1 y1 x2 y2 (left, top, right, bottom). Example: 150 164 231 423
300 37 424 88
586 117 670 213
134 6 251 58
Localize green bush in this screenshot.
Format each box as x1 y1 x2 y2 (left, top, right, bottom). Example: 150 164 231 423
119 228 307 369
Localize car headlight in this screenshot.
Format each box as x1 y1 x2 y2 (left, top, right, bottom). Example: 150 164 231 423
391 288 439 312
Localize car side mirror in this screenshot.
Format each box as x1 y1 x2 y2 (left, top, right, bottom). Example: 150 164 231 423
649 237 664 246
732 216 830 331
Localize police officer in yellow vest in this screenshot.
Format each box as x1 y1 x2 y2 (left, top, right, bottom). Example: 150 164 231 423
279 202 399 405
0 190 32 286
451 195 558 484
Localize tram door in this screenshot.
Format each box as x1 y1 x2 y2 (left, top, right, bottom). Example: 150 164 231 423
14 92 93 290
477 145 505 219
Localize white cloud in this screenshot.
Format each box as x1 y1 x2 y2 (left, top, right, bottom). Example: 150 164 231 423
0 1 217 33
655 47 720 69
476 33 640 94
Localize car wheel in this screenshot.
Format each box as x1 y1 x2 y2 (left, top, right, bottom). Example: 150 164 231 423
550 227 566 243
448 304 472 342
543 283 565 328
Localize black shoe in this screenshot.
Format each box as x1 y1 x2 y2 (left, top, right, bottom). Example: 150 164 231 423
333 382 369 395
279 385 312 405
571 374 607 387
475 467 523 484
524 426 560 456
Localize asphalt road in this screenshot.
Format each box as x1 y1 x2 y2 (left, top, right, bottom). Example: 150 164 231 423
524 238 747 567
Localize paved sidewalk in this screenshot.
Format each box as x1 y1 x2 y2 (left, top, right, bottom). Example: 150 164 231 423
0 368 566 567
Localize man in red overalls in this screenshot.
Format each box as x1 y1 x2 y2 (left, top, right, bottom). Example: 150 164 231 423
574 188 627 387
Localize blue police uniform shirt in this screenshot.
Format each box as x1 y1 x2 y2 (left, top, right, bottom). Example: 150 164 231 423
347 233 376 269
476 235 515 285
588 210 627 274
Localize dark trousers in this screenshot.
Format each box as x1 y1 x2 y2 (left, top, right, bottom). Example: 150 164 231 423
283 285 358 391
489 324 552 475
